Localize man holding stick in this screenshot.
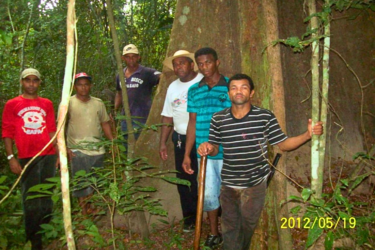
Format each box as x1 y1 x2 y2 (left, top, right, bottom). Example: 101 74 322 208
197 73 323 250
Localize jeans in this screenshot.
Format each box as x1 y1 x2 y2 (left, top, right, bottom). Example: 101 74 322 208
172 131 198 226
199 159 222 211
220 181 266 250
19 154 56 250
70 151 104 197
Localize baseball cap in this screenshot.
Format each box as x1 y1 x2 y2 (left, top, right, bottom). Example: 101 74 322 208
20 68 41 80
74 72 92 82
123 44 139 55
163 50 198 71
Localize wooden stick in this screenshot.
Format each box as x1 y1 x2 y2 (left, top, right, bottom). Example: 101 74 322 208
194 156 207 250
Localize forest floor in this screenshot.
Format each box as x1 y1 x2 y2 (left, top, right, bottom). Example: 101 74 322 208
44 146 374 250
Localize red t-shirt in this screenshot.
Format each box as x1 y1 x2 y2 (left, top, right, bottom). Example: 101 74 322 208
2 96 57 158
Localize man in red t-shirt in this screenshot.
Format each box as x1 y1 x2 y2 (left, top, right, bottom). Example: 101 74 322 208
2 68 58 250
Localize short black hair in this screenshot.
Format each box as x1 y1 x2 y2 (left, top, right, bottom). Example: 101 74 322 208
195 47 218 60
228 73 255 91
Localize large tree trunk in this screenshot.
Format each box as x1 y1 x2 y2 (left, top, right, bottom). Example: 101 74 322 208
135 0 291 248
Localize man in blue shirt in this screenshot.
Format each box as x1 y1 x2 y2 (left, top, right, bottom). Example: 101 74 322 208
183 47 231 249
115 44 161 141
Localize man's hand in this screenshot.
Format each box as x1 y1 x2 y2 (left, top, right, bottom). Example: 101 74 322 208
159 143 168 161
308 119 324 137
197 142 215 156
9 158 22 175
182 156 194 174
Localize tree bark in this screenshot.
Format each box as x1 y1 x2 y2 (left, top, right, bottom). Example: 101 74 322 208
57 0 76 249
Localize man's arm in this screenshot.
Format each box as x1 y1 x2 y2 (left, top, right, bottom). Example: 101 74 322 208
159 116 173 161
182 112 197 174
277 119 323 151
101 121 114 140
114 91 122 111
4 137 22 175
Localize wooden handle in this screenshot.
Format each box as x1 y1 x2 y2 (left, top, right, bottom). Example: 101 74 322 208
194 156 207 250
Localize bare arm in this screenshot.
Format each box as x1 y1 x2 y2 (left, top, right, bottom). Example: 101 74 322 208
182 112 197 174
277 119 323 151
4 137 22 175
114 91 122 111
159 116 173 161
101 121 114 140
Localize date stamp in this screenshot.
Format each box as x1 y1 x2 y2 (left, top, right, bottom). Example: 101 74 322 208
280 217 356 229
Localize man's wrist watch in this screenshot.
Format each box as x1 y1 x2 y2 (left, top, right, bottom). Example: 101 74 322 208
7 154 14 160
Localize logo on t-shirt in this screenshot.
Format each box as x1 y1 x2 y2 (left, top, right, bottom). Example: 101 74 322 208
18 106 47 135
126 77 144 88
172 91 188 108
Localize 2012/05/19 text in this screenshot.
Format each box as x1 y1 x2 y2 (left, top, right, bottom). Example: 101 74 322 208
280 217 356 229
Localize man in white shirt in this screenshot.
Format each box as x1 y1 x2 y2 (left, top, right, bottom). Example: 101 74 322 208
159 50 203 232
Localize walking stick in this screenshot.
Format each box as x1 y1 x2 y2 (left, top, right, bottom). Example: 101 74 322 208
194 155 207 250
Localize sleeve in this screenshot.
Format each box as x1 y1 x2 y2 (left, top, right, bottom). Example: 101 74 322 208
161 87 173 117
208 114 221 145
115 74 122 91
187 84 198 113
98 101 110 123
149 68 161 87
46 100 57 133
1 102 15 139
265 112 288 145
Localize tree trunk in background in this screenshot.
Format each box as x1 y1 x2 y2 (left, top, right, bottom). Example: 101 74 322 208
135 0 291 248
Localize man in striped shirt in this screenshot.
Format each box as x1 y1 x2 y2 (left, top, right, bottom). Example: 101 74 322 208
198 73 323 250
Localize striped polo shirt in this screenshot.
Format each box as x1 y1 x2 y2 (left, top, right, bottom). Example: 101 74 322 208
187 75 231 159
208 106 288 187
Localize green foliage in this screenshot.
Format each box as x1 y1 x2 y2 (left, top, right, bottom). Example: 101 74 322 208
0 176 26 250
288 151 375 249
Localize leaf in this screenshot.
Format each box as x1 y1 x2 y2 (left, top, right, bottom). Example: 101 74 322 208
162 177 191 186
338 211 350 219
306 226 323 248
324 231 334 250
340 178 348 187
0 175 7 184
288 195 303 202
301 188 313 202
290 205 302 215
349 173 371 192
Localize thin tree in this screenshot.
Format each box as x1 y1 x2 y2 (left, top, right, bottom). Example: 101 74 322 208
308 0 323 198
105 0 149 238
56 0 76 248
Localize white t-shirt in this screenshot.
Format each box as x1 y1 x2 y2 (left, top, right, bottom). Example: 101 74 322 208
161 73 204 134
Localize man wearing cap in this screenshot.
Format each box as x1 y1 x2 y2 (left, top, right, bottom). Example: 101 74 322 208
159 50 203 232
66 72 113 215
114 44 161 142
2 68 58 249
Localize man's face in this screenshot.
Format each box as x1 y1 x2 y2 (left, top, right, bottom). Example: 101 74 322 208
122 53 140 68
228 79 254 105
196 54 219 78
74 78 92 97
21 75 41 95
172 57 195 80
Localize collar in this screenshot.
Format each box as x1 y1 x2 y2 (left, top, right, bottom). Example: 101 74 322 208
198 75 227 88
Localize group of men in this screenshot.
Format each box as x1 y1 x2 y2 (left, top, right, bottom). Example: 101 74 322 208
2 43 323 250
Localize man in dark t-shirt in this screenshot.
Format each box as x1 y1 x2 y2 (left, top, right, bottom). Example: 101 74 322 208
114 44 161 140
198 73 324 250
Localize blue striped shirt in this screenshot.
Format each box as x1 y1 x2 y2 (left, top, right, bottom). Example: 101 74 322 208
187 76 231 159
